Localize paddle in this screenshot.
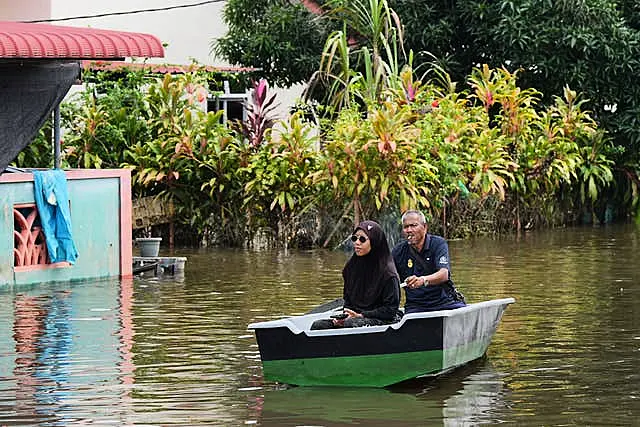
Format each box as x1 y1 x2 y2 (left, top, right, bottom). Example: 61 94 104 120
305 298 344 315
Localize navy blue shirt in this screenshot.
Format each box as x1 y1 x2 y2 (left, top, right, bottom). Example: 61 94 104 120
392 234 459 313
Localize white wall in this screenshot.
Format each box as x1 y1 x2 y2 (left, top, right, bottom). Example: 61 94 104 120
0 0 51 21
50 0 228 66
2 0 305 118
51 1 305 118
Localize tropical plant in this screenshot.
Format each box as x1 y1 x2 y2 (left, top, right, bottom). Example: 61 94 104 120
310 0 406 109
11 119 54 169
122 72 244 242
13 28 622 247
318 100 435 225
62 96 111 168
238 79 278 148
62 68 150 169
217 0 640 218
312 26 358 110
196 115 249 244
579 133 615 205
242 112 321 247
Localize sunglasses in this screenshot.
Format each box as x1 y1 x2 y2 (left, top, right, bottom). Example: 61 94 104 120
350 235 368 243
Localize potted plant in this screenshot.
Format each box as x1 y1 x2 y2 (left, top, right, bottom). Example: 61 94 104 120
136 228 162 257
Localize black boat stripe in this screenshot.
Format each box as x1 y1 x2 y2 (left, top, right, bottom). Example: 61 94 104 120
255 317 444 361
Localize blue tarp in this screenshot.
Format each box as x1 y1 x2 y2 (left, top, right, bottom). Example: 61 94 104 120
32 169 79 264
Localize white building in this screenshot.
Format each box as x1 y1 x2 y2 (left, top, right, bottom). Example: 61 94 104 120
0 0 304 117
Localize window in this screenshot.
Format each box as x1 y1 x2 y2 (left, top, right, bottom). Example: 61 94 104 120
207 80 247 123
13 204 49 267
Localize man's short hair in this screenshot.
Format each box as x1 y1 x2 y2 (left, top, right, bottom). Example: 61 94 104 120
402 210 426 224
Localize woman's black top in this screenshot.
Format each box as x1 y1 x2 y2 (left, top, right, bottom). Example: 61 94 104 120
343 274 400 321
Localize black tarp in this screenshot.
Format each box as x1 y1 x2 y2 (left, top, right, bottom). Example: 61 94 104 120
0 60 80 174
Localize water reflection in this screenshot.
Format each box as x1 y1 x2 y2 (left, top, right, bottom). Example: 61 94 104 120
0 280 131 425
260 386 442 426
12 293 55 425
15 290 74 423
257 359 511 426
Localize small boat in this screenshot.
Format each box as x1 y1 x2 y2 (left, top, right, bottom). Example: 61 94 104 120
249 297 515 387
132 262 159 275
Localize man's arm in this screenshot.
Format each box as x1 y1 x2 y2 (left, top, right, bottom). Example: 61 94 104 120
408 267 448 288
427 237 451 285
406 237 451 288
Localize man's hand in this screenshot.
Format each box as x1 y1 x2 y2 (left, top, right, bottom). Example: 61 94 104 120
405 275 427 289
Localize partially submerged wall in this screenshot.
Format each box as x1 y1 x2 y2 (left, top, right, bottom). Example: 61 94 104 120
0 169 132 286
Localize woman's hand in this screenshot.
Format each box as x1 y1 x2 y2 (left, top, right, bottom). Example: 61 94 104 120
343 308 363 318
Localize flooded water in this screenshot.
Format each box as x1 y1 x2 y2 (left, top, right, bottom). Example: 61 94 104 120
0 224 639 425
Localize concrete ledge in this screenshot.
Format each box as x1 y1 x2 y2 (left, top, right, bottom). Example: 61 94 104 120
133 256 186 274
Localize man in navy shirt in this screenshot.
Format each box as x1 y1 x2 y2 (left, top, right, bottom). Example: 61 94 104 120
392 210 466 313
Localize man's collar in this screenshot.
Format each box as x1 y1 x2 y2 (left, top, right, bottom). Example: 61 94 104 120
410 234 430 253
422 234 431 252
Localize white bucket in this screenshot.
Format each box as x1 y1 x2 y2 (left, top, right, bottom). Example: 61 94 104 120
136 237 162 257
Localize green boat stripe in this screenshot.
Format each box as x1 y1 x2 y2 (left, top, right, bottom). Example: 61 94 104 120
260 338 494 387
262 350 444 387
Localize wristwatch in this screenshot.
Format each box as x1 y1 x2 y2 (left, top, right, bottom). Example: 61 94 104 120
423 276 429 286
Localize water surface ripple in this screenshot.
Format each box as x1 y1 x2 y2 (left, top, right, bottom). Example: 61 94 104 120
0 225 638 425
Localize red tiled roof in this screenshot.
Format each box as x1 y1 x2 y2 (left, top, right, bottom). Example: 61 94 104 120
83 60 256 74
0 21 164 59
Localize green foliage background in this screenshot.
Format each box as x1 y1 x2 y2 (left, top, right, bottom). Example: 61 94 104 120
12 0 635 247
13 64 621 247
215 0 640 175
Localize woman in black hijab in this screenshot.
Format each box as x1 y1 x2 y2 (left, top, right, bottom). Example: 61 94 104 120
311 220 401 329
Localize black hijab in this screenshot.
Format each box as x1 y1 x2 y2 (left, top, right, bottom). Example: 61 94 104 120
342 220 399 310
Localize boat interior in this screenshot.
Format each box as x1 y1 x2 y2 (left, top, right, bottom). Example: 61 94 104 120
249 298 515 336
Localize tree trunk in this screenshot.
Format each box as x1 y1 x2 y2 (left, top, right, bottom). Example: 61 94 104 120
322 200 354 248
442 202 447 239
353 193 361 226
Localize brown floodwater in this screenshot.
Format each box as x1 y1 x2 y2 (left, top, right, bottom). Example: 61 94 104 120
0 224 638 425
